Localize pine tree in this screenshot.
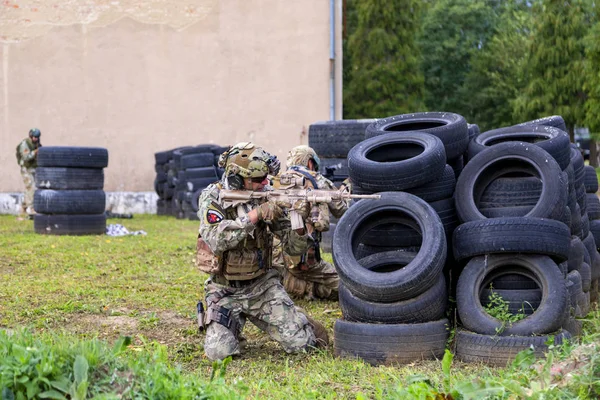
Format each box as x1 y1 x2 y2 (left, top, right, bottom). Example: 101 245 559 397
418 0 499 116
343 0 425 119
513 0 592 135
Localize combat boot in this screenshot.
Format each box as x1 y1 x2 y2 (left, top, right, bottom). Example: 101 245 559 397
306 315 329 348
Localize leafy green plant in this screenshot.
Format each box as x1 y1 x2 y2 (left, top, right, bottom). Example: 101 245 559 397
483 288 527 334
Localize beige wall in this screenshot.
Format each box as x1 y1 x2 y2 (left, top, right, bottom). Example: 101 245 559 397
0 0 342 191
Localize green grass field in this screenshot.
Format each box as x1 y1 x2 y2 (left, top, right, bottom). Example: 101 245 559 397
1 215 598 399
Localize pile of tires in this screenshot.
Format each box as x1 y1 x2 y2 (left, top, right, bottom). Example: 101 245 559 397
452 124 582 366
154 144 228 220
34 146 109 235
308 119 374 252
332 191 449 366
583 164 600 304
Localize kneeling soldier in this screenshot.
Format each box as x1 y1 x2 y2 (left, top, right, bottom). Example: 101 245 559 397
196 142 328 361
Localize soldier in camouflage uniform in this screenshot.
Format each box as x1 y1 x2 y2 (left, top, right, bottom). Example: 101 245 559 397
16 129 41 218
273 145 350 300
196 142 328 361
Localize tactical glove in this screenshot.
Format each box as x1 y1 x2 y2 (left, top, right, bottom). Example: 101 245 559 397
256 201 283 222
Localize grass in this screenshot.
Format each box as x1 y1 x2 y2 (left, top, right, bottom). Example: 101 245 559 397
1 215 599 398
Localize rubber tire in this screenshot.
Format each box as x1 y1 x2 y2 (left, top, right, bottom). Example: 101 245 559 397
491 274 539 290
333 191 446 302
479 288 541 316
365 112 469 160
38 147 109 168
35 167 104 190
348 132 446 192
478 177 542 208
455 329 571 367
455 141 567 223
34 213 106 235
334 318 449 366
452 217 570 262
517 115 567 132
456 254 567 336
339 273 447 324
469 125 570 170
584 165 598 193
34 190 106 215
586 194 600 220
309 119 374 158
179 152 215 170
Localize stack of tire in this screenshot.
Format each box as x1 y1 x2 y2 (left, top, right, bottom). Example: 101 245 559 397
34 146 109 235
586 165 600 303
154 145 228 219
451 123 578 366
171 145 228 220
349 112 470 286
154 146 191 216
332 191 449 366
308 120 374 253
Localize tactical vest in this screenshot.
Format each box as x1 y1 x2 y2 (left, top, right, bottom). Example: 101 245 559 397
196 186 272 281
16 138 39 168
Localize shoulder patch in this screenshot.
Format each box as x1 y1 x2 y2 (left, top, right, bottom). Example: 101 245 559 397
205 201 225 224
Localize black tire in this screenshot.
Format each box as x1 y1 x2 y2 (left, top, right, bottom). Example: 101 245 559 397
38 147 109 168
571 146 585 186
334 319 448 366
455 142 567 223
35 167 104 190
34 190 106 214
34 213 106 235
590 219 600 249
578 262 592 292
469 125 570 170
333 192 446 302
584 166 598 193
191 189 204 213
154 146 193 164
455 329 571 367
583 233 600 280
562 317 583 338
452 217 570 262
339 273 447 324
365 112 469 160
402 164 456 202
320 158 349 180
468 123 480 140
568 236 585 273
479 177 542 208
479 288 541 316
358 215 422 247
517 115 567 132
586 194 600 220
320 223 335 253
348 132 446 192
179 166 218 181
309 119 374 158
491 274 540 290
179 152 215 170
456 254 567 336
353 244 420 261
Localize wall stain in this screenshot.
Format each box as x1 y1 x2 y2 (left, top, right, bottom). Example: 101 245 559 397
0 0 217 43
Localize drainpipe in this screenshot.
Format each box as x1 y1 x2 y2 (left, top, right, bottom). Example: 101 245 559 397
329 0 336 120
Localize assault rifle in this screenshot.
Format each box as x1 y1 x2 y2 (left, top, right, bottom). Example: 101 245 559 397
219 187 380 229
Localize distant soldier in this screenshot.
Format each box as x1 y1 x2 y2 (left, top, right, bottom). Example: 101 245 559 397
16 128 41 219
196 142 328 361
273 145 350 300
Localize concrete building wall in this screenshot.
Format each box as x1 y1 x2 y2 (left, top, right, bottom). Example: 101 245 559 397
0 0 342 192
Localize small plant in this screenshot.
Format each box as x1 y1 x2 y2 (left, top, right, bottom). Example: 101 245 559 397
483 287 527 334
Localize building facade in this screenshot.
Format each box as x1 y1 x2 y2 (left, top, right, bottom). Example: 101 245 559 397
0 0 343 193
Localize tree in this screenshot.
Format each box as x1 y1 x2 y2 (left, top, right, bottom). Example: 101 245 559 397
459 0 533 131
343 0 425 119
418 0 500 116
513 0 592 137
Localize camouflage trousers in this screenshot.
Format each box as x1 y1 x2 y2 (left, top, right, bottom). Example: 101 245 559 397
203 269 316 361
20 166 35 215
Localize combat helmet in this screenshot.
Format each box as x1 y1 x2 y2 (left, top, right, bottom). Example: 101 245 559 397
29 128 41 138
218 142 280 179
286 145 320 171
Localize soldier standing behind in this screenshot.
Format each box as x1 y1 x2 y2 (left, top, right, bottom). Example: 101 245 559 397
196 142 328 361
16 128 41 219
273 145 350 300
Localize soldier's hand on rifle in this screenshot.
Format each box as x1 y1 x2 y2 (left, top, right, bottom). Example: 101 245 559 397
291 199 311 219
255 201 284 222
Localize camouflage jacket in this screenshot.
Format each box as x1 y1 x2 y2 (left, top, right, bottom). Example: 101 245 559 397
16 138 40 168
197 183 309 259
